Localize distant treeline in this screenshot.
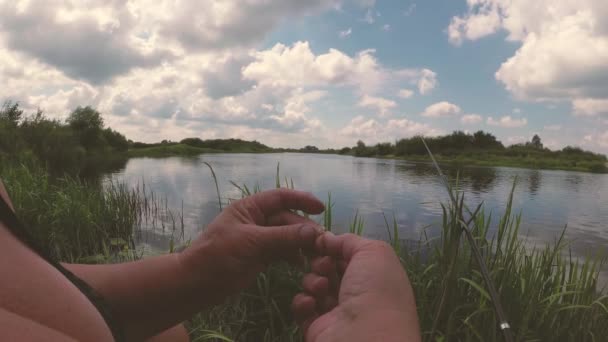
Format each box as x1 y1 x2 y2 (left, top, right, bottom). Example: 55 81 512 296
329 131 607 173
0 101 128 174
130 137 272 153
2 101 606 174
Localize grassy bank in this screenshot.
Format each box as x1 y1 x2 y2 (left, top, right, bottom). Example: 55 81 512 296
2 162 607 341
127 138 275 158
377 153 608 174
127 144 223 158
338 131 608 174
0 162 183 261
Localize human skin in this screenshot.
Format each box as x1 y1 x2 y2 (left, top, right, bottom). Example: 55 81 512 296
0 184 325 341
292 233 422 342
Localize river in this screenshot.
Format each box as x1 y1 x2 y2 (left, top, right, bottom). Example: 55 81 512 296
107 153 608 271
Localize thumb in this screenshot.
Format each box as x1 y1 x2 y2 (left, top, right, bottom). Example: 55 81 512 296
255 224 322 261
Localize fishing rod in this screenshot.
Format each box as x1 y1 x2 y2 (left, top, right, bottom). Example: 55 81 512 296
421 137 514 342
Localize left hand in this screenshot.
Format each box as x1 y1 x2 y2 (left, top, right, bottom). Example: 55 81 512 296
178 189 325 302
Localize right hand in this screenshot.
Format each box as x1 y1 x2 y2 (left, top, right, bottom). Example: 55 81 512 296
292 233 421 342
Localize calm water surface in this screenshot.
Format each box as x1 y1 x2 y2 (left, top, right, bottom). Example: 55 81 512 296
107 153 608 268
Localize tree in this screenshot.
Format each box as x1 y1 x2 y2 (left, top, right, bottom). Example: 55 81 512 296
375 142 394 155
531 134 543 149
0 101 23 126
67 106 105 151
302 145 319 152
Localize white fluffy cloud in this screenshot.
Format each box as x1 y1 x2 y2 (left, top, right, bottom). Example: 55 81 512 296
582 131 608 149
242 41 384 92
460 114 483 124
573 98 608 116
358 95 396 117
0 0 440 148
340 115 441 143
448 0 608 112
487 115 528 128
417 69 438 95
421 101 462 118
398 89 414 99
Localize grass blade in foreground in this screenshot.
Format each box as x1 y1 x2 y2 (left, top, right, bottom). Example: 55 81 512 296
421 137 514 342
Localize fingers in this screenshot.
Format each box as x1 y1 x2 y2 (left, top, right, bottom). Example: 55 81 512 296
266 210 319 227
255 223 322 261
316 232 371 261
292 293 318 332
249 189 325 218
302 273 329 297
311 256 336 276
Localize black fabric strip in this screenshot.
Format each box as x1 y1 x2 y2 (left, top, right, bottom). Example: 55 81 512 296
0 192 125 342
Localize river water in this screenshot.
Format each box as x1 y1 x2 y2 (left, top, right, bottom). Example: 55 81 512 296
107 153 608 270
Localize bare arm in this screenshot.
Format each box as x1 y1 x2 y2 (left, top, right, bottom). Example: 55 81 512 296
63 252 205 341
64 189 325 341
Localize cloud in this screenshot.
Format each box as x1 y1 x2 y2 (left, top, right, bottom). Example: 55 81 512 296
506 135 527 145
382 24 391 31
421 101 462 118
460 114 483 124
0 0 441 148
417 69 438 95
573 98 608 116
340 115 441 143
398 89 414 99
160 0 340 50
543 124 562 131
242 41 384 92
487 115 528 128
242 41 435 96
448 0 608 112
339 28 353 38
582 131 608 150
358 95 397 117
0 1 169 84
202 55 256 99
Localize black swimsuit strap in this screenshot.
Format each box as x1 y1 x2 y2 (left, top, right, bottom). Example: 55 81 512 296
0 193 125 342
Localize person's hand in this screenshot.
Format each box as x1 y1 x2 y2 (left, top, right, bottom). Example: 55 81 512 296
178 189 325 302
292 233 421 342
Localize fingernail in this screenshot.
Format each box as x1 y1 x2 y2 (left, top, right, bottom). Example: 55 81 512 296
300 225 318 240
325 231 335 237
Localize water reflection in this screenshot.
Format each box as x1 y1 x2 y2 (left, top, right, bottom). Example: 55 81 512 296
108 153 608 278
527 170 542 196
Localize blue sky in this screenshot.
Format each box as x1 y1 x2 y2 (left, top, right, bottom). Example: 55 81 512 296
1 0 607 152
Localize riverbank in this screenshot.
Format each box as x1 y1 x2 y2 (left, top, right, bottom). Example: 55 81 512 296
2 161 607 341
372 153 608 174
127 144 224 158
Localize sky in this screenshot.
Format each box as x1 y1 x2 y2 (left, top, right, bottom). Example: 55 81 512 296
1 0 607 152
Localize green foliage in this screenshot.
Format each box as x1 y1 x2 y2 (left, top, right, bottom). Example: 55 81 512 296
0 101 128 175
344 130 606 173
191 175 608 341
180 137 272 153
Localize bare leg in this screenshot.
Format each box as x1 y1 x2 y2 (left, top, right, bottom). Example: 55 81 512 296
145 323 190 342
0 179 14 211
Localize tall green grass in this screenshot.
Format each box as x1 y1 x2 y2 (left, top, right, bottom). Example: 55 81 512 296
190 167 608 342
0 162 183 262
